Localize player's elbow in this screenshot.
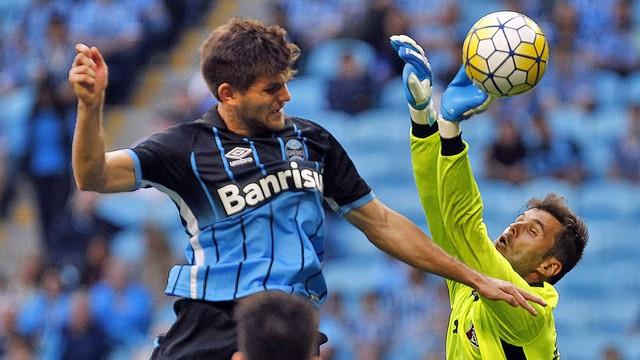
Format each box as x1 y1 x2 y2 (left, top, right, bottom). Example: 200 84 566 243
73 172 106 192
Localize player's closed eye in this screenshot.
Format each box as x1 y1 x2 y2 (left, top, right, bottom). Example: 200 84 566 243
265 84 283 94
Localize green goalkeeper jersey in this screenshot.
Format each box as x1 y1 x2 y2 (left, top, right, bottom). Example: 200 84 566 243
410 132 561 359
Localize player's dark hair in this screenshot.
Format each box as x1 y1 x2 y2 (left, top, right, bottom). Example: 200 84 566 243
526 193 588 284
200 17 300 100
235 291 319 360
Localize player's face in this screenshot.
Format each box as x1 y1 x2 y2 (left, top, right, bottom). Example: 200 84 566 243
235 73 291 134
494 209 562 276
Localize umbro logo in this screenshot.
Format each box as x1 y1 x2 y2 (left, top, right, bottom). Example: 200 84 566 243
225 147 252 160
225 147 254 167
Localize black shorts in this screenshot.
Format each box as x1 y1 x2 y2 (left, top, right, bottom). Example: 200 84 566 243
151 298 327 360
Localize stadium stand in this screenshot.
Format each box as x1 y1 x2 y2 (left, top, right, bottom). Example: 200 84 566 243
1 0 639 359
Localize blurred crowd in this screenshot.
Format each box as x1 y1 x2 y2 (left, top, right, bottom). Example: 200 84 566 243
1 0 640 359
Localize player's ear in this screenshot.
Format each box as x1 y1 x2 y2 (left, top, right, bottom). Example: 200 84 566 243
537 256 562 279
218 83 236 104
231 351 244 360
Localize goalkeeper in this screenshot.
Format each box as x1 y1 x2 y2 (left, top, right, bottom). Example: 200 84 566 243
391 35 588 358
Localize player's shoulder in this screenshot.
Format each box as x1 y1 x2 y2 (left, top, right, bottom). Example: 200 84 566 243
286 115 332 136
132 120 201 151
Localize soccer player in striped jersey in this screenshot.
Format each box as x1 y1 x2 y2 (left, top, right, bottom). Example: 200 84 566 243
391 34 589 359
68 18 545 359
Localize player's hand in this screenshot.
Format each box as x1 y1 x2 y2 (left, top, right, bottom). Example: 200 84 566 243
68 43 108 107
441 65 493 122
390 35 437 125
475 275 547 316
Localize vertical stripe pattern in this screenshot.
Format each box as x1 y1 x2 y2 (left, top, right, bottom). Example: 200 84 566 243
212 127 235 181
190 152 222 219
243 138 267 176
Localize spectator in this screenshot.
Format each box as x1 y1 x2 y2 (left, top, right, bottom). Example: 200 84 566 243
351 291 391 360
21 77 73 257
126 0 171 56
397 0 461 85
140 223 176 305
80 236 111 288
609 102 640 183
3 335 34 360
526 112 587 185
318 292 352 360
3 254 44 307
484 120 529 184
60 290 110 360
0 32 38 221
355 0 410 83
69 0 143 104
387 267 448 359
327 53 376 115
601 344 622 360
537 47 595 112
233 291 320 360
592 0 640 76
33 13 76 106
49 190 121 268
19 0 70 48
89 257 153 352
16 267 71 358
278 0 346 53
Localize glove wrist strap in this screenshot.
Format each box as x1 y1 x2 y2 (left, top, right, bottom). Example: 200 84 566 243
409 103 437 126
437 115 461 139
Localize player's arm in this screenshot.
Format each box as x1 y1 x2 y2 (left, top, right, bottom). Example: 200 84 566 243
69 43 136 193
389 35 454 255
432 67 512 273
345 199 543 315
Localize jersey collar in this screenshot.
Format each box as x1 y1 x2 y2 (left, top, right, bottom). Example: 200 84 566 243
202 105 294 137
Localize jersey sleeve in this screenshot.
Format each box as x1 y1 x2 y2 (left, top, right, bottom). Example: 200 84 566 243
410 131 457 257
129 125 191 191
437 141 548 340
322 132 373 215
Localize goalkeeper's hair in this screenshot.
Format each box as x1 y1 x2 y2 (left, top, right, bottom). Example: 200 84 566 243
527 193 588 284
200 17 300 100
234 291 319 360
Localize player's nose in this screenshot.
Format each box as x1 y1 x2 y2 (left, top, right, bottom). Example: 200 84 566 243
508 222 522 236
279 84 291 102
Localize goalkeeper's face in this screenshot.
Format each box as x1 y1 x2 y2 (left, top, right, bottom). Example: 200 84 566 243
235 73 292 135
494 209 562 279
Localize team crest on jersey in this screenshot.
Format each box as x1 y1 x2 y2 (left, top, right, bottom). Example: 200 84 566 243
285 139 304 160
466 323 479 348
225 147 254 167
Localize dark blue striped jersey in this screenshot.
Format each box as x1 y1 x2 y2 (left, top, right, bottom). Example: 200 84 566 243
126 107 373 305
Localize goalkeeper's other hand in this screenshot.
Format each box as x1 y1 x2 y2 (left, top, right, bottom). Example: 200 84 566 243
441 65 494 123
390 35 437 125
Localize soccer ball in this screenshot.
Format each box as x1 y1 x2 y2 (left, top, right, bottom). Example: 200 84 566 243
462 11 549 97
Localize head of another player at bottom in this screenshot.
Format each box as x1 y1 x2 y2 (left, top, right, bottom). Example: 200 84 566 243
494 193 588 285
200 17 300 136
232 291 321 360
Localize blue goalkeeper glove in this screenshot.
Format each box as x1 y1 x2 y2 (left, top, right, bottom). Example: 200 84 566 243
441 65 494 123
390 35 437 125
